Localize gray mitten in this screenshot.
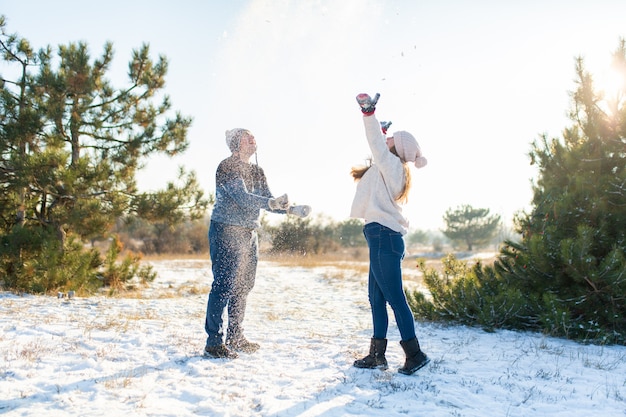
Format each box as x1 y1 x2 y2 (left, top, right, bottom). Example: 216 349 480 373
356 93 380 115
288 205 312 218
268 194 289 210
380 120 392 134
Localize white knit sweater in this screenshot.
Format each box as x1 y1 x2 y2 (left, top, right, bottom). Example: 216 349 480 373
350 114 409 235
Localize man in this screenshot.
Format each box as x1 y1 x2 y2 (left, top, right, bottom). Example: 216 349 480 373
204 128 311 359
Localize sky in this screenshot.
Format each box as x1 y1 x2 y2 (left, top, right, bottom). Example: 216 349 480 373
2 0 626 230
2 258 626 416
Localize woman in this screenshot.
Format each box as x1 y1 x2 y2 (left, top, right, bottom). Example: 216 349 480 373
350 93 430 375
204 128 310 359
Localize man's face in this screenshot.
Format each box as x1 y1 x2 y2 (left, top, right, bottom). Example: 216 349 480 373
239 131 257 155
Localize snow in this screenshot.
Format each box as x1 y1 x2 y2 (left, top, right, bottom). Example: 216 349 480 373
1 258 626 417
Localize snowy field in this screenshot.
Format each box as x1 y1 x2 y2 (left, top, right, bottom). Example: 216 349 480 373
1 258 625 417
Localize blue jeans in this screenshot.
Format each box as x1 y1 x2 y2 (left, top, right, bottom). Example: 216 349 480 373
363 222 416 341
205 221 258 347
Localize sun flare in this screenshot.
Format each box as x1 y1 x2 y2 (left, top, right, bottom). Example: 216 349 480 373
595 65 626 99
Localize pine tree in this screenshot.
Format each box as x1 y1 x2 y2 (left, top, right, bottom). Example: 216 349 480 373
442 204 501 251
0 18 208 292
498 40 626 343
409 40 626 344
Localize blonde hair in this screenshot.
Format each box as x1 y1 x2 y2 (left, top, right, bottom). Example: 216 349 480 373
351 148 412 204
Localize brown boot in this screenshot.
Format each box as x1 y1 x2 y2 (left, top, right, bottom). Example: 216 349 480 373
353 338 388 370
226 337 260 353
398 337 429 375
203 344 238 359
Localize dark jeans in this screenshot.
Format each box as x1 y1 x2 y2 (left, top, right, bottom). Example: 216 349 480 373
205 221 258 347
363 222 416 341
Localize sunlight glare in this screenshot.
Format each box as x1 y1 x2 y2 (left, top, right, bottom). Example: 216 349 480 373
596 66 625 99
592 56 626 118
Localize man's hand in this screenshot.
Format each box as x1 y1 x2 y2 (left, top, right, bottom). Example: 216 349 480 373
288 205 312 218
268 194 290 210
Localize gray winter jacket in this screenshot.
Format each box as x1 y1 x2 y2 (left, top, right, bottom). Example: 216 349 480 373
211 155 284 229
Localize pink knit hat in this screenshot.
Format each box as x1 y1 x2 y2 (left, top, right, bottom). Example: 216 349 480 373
393 131 428 168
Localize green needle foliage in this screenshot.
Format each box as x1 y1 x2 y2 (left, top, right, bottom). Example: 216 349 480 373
442 205 501 251
0 17 208 293
409 39 626 344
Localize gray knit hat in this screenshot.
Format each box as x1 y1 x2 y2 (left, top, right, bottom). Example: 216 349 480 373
225 128 248 152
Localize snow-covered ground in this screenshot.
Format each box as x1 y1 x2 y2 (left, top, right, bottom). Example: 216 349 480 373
1 258 625 417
